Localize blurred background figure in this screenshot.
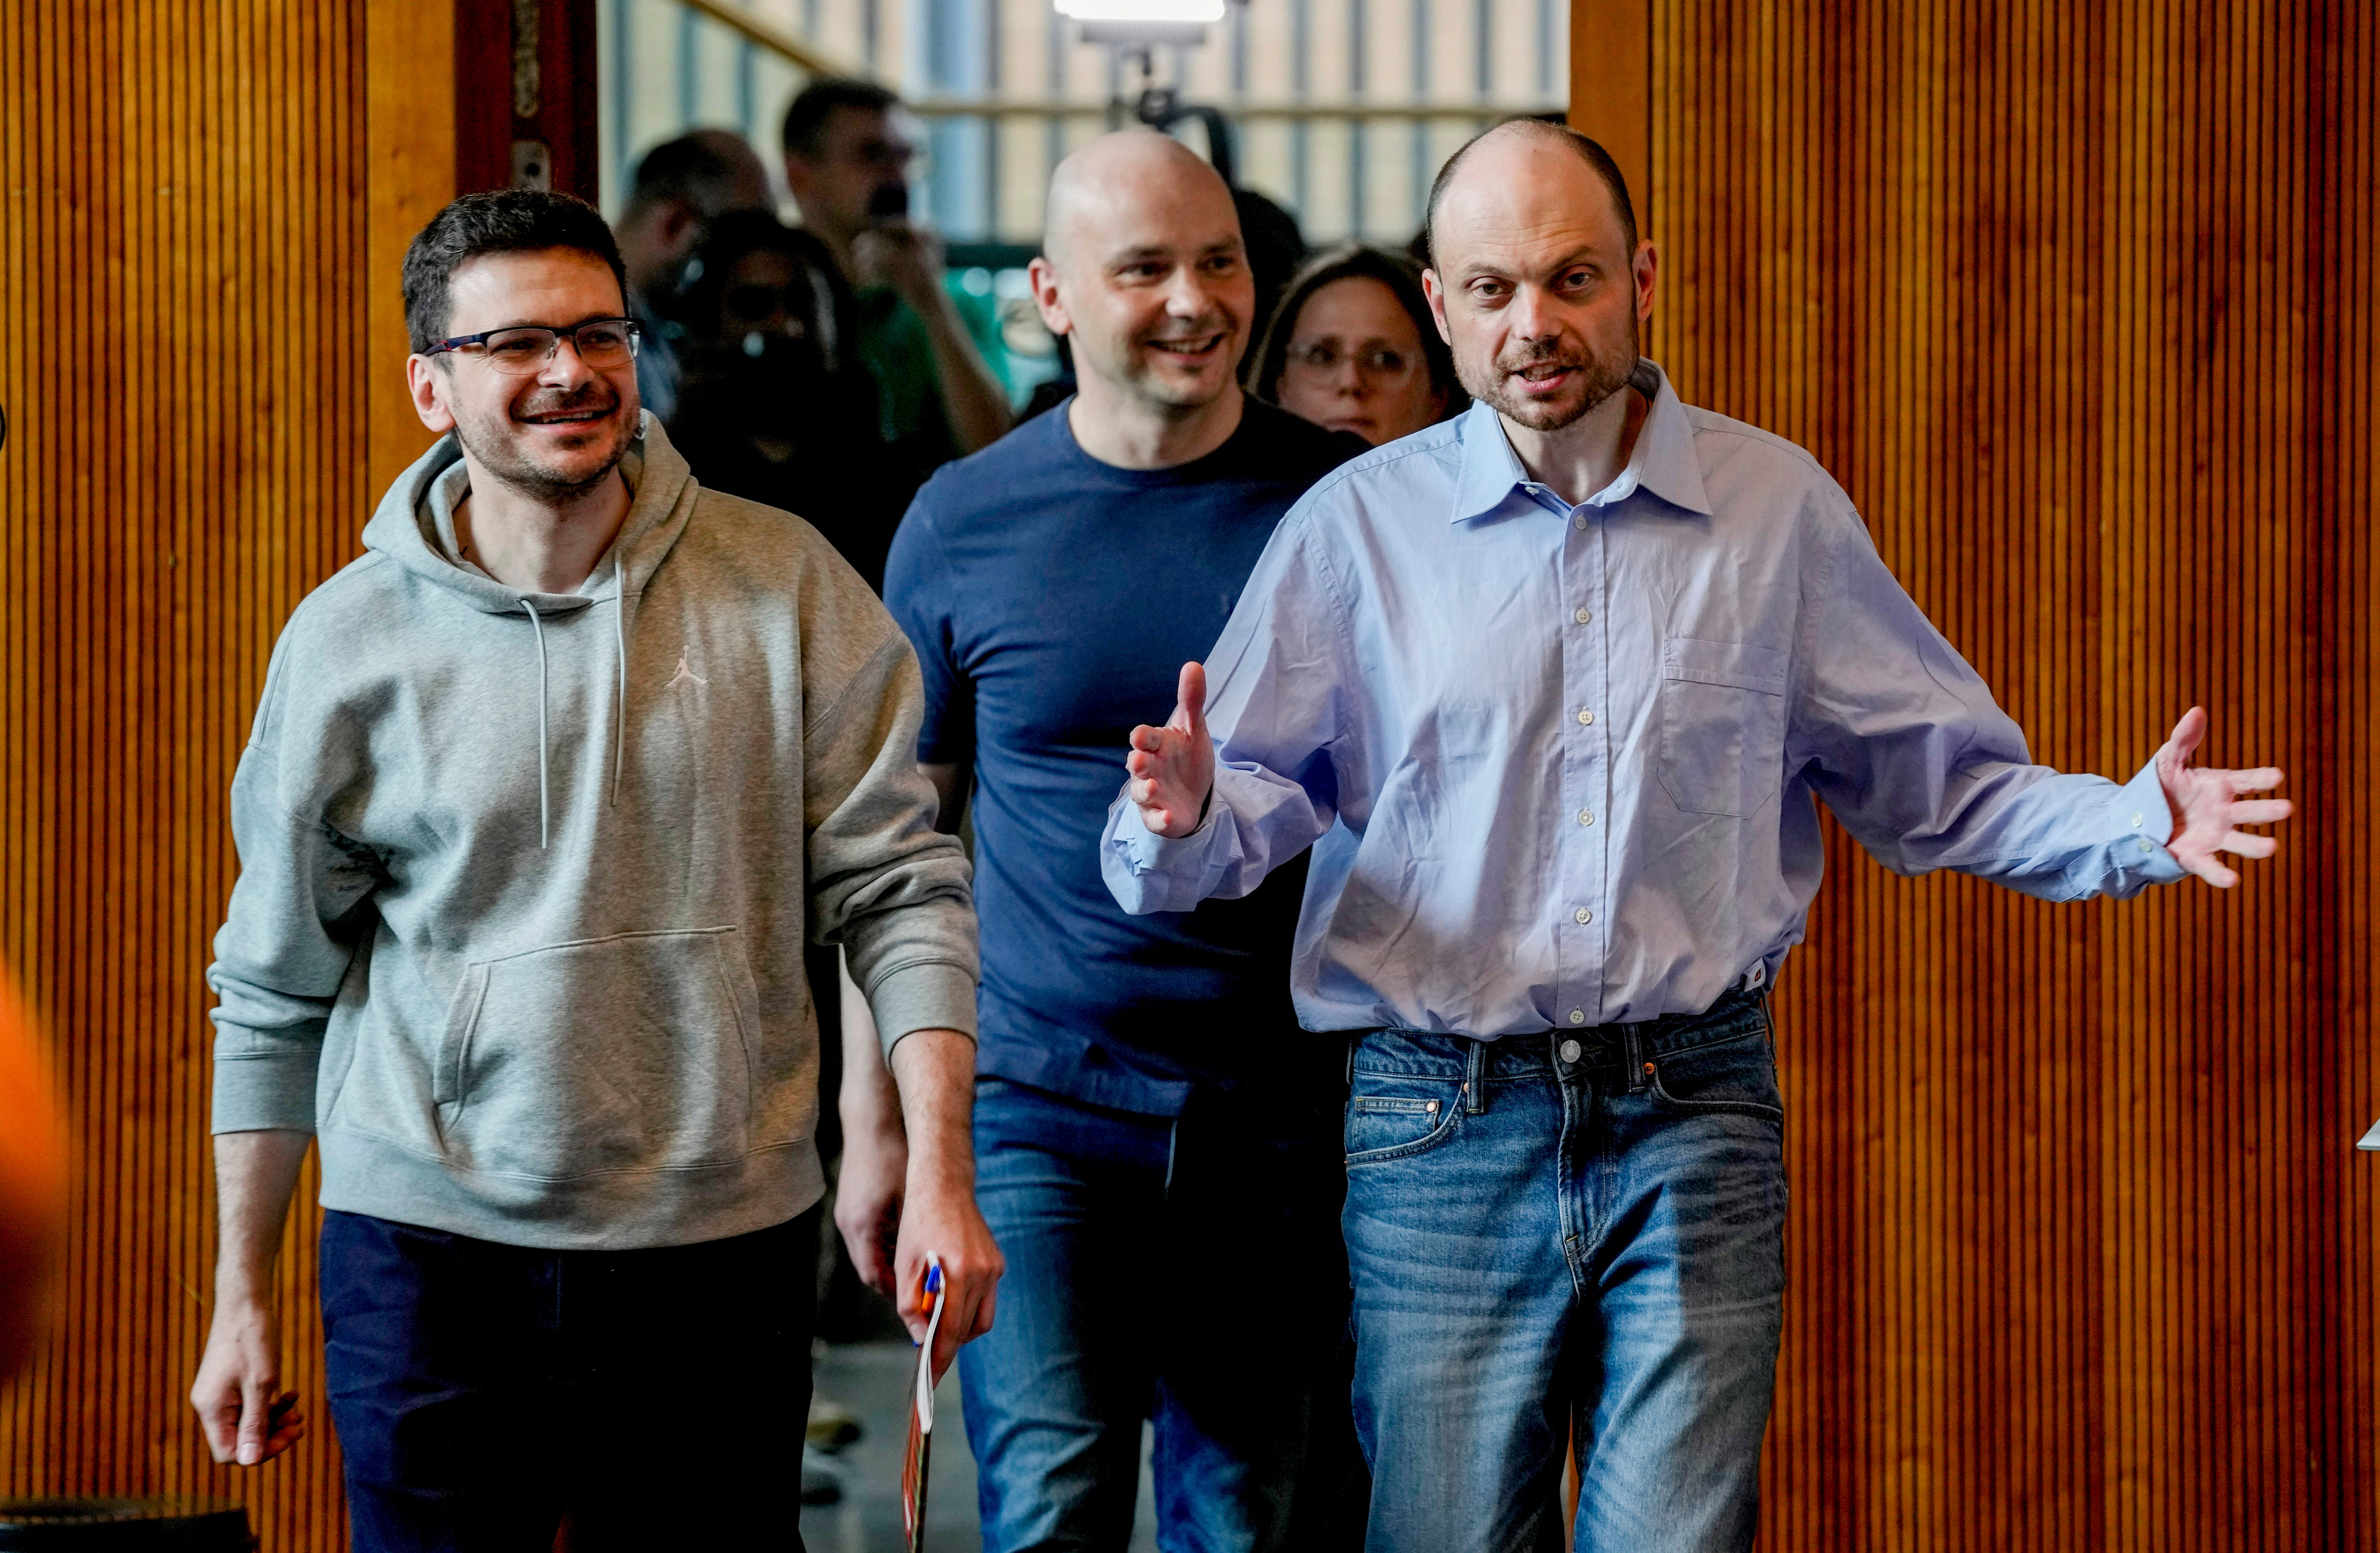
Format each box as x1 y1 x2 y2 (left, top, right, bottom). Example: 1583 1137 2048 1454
1249 245 1461 446
0 961 66 1385
610 128 774 421
781 79 1013 487
662 208 906 591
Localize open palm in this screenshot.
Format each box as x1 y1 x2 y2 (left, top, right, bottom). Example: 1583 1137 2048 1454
1125 662 1216 840
2153 707 2292 887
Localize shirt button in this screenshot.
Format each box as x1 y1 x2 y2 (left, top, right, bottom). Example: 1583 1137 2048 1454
1560 1037 1583 1060
2131 813 2144 827
1576 708 1594 726
1577 809 1595 826
1573 514 1588 530
1574 608 1592 625
1567 1010 1586 1027
1574 907 1592 924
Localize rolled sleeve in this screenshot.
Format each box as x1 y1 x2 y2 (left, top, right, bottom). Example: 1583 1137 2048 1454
865 957 979 1055
207 1031 325 1134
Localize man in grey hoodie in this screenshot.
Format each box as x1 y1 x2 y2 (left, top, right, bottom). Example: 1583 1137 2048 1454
186 189 998 1552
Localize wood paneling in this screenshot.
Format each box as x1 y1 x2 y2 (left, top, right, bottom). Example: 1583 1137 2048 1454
1612 1 2377 1546
0 4 469 1545
1567 0 1649 233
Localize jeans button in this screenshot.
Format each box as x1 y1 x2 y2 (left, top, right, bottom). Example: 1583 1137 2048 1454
1559 1038 1583 1063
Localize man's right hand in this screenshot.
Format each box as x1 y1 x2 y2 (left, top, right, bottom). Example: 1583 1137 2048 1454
190 1291 304 1466
191 1128 311 1467
834 1115 908 1298
1125 662 1215 839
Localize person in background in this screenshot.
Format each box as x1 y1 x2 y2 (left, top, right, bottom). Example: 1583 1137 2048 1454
609 128 774 422
1250 244 1461 446
781 79 1013 487
662 210 903 591
851 130 1367 1551
0 961 66 1387
1104 119 2292 1551
187 188 998 1551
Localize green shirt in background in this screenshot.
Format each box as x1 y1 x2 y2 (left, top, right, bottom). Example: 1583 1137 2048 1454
853 280 1012 489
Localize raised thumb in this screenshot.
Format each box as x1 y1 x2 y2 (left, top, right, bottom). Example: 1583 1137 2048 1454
1176 661 1208 735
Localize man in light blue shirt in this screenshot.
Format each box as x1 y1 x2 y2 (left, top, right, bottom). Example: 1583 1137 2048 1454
1102 121 2292 1551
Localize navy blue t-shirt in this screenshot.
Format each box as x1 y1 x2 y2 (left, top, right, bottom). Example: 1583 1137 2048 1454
885 398 1365 1115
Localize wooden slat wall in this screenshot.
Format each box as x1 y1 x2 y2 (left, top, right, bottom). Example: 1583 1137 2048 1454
0 4 464 1546
1591 0 2376 1546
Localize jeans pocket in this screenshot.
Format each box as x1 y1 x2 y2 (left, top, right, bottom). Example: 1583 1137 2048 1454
1344 1084 1463 1166
1646 1030 1785 1123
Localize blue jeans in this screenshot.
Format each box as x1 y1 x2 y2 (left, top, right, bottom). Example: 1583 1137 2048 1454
960 1077 1358 1553
1344 993 1786 1553
319 1207 818 1553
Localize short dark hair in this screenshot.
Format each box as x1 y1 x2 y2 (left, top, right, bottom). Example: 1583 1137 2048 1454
1249 244 1464 416
781 79 901 161
401 188 628 353
1425 120 1637 261
627 129 764 219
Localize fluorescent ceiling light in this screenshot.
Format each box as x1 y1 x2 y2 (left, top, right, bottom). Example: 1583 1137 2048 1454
1055 0 1224 21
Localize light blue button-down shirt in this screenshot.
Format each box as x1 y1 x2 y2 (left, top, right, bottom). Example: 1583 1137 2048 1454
1099 362 2185 1038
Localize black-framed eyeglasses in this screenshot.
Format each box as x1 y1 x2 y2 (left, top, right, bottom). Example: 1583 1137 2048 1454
1285 341 1417 379
425 317 642 376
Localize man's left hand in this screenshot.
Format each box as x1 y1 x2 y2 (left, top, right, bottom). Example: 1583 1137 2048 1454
895 1159 1001 1383
2153 706 2293 887
883 1027 1003 1382
854 221 946 311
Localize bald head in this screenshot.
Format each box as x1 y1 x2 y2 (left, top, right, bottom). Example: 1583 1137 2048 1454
1028 130 1255 437
1427 119 1636 259
1043 131 1236 276
1419 118 1653 436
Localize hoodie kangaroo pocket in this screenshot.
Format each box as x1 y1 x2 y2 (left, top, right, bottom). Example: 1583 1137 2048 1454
434 927 758 1180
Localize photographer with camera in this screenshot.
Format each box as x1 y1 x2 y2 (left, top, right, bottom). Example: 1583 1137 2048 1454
781 80 1014 487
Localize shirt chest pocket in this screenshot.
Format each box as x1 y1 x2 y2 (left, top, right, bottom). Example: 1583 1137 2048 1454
1657 637 1789 817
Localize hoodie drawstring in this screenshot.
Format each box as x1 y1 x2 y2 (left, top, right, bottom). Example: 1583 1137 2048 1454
521 555 633 846
521 598 551 849
611 550 629 806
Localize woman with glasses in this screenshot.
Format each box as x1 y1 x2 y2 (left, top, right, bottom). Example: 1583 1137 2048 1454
1248 245 1463 447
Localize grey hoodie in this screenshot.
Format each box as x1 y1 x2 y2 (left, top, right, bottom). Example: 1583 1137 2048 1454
207 417 975 1250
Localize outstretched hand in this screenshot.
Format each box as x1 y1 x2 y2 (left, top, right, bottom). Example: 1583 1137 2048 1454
1125 662 1216 839
2154 707 2292 888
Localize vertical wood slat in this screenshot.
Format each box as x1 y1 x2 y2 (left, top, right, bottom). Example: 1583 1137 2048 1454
1620 1 2378 1548
0 4 456 1546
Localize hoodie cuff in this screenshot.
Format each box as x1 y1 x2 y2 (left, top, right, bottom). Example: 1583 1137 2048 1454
869 960 979 1060
210 1049 322 1135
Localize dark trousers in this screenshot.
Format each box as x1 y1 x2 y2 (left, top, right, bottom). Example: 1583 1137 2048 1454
957 1077 1364 1553
320 1206 820 1553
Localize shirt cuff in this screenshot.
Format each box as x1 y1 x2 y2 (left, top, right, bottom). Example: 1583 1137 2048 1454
2107 756 2189 890
1115 791 1221 871
869 959 979 1060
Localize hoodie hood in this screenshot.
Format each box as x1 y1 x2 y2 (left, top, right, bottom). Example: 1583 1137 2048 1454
360 413 704 845
361 410 701 617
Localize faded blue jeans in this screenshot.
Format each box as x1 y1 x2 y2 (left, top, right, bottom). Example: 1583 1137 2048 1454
960 1076 1358 1553
1344 991 1786 1553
